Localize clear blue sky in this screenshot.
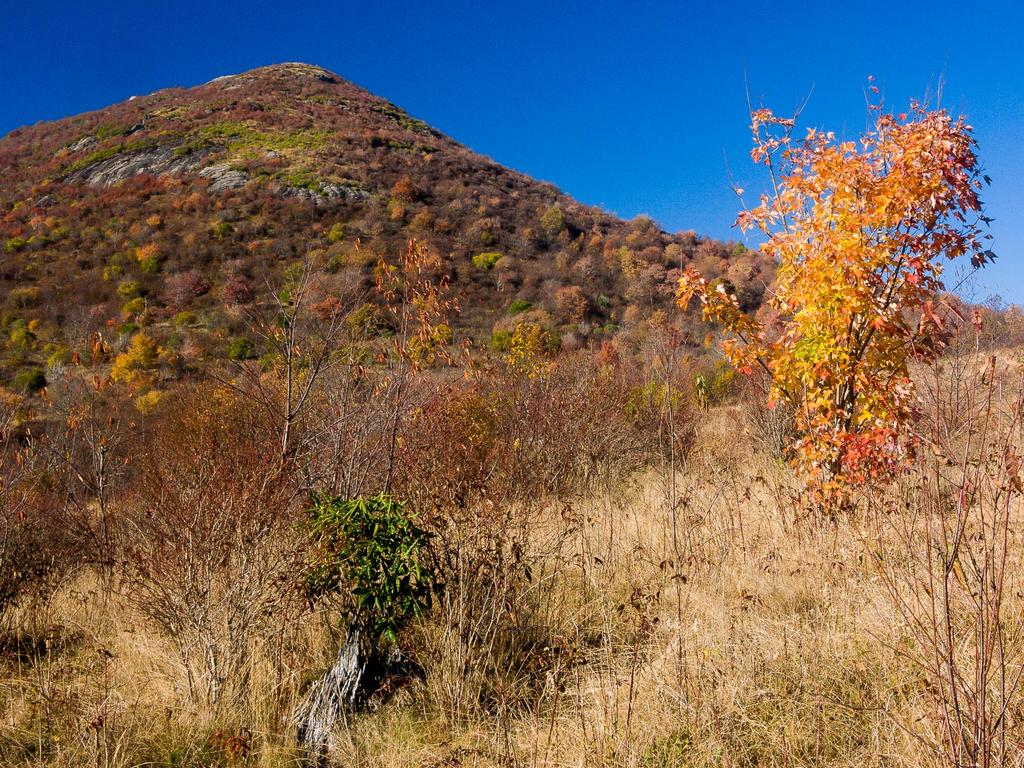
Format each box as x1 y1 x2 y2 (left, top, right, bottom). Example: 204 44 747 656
3 1 1022 302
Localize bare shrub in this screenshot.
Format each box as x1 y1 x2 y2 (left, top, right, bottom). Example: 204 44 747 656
299 363 395 499
226 252 355 461
396 351 682 513
163 269 212 310
35 371 134 574
118 389 304 713
389 351 679 729
406 484 584 735
501 351 691 493
739 367 797 459
0 395 79 629
871 356 1024 768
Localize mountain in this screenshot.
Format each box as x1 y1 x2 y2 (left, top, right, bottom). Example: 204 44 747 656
0 62 772 388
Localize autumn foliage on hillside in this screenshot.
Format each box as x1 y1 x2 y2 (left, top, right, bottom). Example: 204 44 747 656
0 63 773 395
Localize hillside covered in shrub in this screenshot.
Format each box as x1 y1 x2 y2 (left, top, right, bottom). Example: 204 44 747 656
0 62 773 392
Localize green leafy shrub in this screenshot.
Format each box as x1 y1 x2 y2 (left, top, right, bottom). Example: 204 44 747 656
94 123 130 140
471 251 502 270
540 205 566 236
327 222 346 243
211 221 234 240
122 297 146 318
490 329 513 352
132 243 162 274
304 493 431 644
13 367 46 393
117 280 141 299
345 303 386 337
173 310 196 327
641 728 694 767
5 237 27 253
226 337 257 361
695 360 737 408
384 138 415 152
176 121 327 157
281 169 320 191
491 309 561 358
626 381 685 422
371 104 437 136
46 346 71 368
508 299 532 316
6 287 40 309
65 138 154 174
8 320 35 348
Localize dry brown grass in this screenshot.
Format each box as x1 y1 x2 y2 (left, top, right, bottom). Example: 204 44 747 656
4 358 1024 767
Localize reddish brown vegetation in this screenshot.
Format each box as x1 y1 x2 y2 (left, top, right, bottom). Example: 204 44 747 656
0 63 772 393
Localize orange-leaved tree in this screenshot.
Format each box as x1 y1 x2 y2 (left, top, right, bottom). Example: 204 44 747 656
679 87 993 496
375 239 460 489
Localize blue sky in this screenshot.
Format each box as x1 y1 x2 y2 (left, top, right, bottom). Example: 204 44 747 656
3 1 1022 301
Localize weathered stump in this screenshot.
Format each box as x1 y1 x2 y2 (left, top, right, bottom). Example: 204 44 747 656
295 627 366 762
295 622 422 762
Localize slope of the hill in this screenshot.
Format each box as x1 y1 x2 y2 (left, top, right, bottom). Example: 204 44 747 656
0 63 772 387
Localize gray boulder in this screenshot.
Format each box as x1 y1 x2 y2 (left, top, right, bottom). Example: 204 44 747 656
199 163 250 193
